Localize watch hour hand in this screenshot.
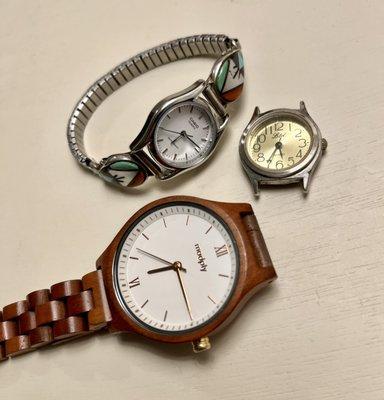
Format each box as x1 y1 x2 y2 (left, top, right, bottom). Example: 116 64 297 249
147 264 186 274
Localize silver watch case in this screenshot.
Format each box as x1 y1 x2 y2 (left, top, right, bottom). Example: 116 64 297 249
239 101 327 195
128 79 229 181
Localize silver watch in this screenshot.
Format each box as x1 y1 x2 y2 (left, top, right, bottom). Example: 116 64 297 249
67 34 244 189
239 102 327 195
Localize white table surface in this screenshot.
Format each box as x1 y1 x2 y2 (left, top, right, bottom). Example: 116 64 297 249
0 1 383 399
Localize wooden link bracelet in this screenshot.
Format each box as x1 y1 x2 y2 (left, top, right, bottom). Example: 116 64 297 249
0 270 111 360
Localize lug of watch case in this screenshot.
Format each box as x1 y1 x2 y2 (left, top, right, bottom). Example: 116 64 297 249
96 196 277 345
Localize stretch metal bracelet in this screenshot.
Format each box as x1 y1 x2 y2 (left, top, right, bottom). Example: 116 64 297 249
67 34 240 177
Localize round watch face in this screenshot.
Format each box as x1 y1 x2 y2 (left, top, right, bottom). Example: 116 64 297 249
114 202 239 334
245 115 314 173
153 101 218 169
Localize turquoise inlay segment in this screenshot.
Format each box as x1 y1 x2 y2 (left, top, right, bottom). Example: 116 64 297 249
238 52 244 69
215 60 229 92
109 161 139 171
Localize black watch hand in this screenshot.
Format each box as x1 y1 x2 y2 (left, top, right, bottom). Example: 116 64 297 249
182 131 200 149
159 127 184 135
267 147 278 163
147 264 187 274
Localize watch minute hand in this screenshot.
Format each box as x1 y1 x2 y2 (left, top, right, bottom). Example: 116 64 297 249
182 132 200 149
175 267 193 320
136 248 173 266
267 147 278 163
159 127 183 135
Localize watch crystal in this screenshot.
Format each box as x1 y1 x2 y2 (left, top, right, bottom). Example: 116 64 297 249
154 102 217 169
246 117 313 171
114 203 239 333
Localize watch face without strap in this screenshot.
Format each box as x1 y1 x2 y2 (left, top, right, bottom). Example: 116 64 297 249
245 115 314 173
114 202 239 334
153 101 218 169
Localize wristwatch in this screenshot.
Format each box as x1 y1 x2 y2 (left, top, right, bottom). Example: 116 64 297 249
67 34 244 189
239 101 328 195
0 196 276 360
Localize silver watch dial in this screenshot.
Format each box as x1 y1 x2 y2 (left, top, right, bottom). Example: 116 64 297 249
153 102 217 169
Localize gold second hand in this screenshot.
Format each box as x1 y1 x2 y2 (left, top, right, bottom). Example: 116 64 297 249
174 263 193 321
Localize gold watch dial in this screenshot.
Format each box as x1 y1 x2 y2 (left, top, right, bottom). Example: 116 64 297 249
245 117 313 171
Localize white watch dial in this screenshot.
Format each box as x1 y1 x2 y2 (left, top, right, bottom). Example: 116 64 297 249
114 203 239 333
153 102 218 168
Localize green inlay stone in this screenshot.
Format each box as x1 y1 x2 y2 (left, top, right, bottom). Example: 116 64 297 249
238 52 244 70
109 161 139 171
215 60 229 92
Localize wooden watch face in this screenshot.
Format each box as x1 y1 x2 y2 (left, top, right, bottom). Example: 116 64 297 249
97 196 277 343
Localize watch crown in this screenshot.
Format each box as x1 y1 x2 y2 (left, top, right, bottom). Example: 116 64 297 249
321 138 328 151
192 337 211 353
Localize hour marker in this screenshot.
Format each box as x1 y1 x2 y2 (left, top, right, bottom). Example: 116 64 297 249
185 153 188 160
214 244 228 257
167 114 171 119
178 107 181 113
198 113 204 120
203 126 209 130
201 138 208 142
157 138 164 142
163 310 168 322
129 256 139 260
186 215 190 225
173 153 177 160
141 299 149 308
129 276 140 288
163 218 167 228
162 148 168 154
142 233 149 240
218 274 229 278
190 105 194 113
207 295 216 304
205 226 212 234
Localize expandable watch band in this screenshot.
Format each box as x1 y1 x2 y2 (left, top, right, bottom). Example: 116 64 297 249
67 34 240 179
0 270 111 361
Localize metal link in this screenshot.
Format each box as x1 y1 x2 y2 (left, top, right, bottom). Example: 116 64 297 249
67 34 239 172
0 272 111 360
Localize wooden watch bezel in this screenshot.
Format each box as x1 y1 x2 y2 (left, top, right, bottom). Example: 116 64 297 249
96 195 276 344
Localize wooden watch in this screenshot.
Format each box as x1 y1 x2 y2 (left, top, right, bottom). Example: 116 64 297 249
0 196 277 360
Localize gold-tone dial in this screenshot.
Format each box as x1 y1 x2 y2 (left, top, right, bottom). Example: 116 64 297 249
246 118 313 171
